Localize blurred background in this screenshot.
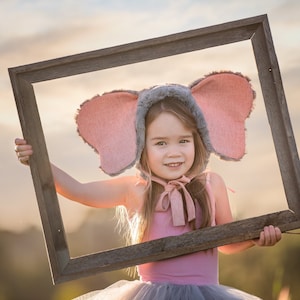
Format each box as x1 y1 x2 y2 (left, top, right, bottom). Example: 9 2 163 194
1 0 299 299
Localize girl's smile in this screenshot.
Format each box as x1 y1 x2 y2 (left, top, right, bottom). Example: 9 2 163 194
145 112 195 181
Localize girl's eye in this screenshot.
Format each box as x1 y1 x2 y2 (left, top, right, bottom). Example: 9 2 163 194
180 139 190 144
155 141 166 146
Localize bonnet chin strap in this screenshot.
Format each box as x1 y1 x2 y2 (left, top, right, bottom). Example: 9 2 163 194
152 175 196 226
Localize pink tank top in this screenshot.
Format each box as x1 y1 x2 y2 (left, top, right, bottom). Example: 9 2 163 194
137 173 218 285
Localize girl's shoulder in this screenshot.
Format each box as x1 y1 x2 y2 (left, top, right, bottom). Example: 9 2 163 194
199 170 224 183
200 170 227 193
122 175 147 213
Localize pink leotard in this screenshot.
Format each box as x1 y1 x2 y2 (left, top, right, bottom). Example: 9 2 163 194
137 174 218 285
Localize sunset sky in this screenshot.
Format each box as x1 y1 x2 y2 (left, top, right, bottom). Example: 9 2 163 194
1 0 299 233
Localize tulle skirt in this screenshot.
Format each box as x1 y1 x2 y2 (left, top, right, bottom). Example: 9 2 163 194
73 280 261 300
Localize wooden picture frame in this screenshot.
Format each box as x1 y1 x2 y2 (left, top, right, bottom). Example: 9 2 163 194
9 14 300 284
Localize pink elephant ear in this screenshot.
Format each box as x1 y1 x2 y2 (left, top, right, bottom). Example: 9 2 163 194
76 91 138 175
190 72 255 160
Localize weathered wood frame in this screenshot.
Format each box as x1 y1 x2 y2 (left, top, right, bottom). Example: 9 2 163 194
9 14 300 284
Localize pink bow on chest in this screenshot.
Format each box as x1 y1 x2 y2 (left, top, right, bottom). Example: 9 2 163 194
152 176 196 226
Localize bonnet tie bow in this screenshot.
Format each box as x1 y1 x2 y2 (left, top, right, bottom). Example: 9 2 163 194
152 175 196 226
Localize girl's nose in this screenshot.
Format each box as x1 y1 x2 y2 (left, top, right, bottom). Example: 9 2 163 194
167 145 181 157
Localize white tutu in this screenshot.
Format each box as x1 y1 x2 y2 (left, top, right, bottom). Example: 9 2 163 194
73 280 261 300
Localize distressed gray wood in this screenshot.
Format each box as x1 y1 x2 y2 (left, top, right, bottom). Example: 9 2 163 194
251 18 300 216
9 14 300 284
60 210 300 283
11 14 264 83
9 72 69 280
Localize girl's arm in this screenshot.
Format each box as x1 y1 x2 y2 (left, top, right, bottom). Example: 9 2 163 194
14 138 141 209
51 163 133 208
209 171 281 254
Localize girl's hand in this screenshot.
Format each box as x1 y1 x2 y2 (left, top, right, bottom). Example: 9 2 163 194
253 225 282 247
14 138 33 166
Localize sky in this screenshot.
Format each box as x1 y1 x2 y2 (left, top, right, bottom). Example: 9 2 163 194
1 0 299 233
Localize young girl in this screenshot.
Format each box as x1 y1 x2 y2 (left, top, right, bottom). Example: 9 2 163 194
15 72 281 300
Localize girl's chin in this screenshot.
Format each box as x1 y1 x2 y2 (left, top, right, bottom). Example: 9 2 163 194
159 172 186 181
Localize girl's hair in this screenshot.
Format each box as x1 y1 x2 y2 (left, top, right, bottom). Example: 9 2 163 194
131 97 212 243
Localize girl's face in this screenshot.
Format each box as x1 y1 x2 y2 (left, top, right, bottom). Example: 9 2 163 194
145 112 195 181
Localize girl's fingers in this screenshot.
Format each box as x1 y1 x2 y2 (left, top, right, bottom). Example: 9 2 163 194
15 138 27 146
15 145 33 153
14 138 33 166
16 149 33 157
254 225 282 247
18 156 30 165
267 225 282 245
274 226 282 242
257 230 265 246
